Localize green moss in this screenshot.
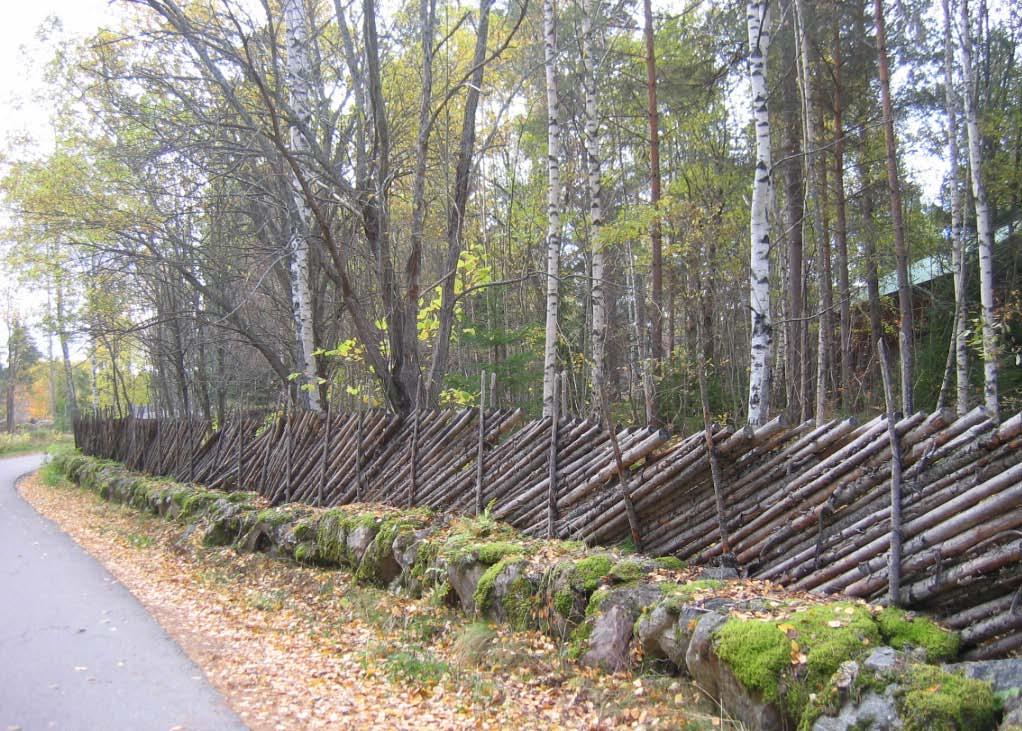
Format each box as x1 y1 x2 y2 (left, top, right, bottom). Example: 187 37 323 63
608 558 646 584
409 539 442 590
554 588 575 618
256 507 302 527
896 664 1000 731
293 541 318 563
315 509 350 565
715 619 791 705
501 575 535 630
716 603 884 726
472 541 524 566
292 518 318 542
658 580 724 611
355 519 401 585
570 555 614 592
179 490 222 518
877 607 960 662
473 555 520 612
654 556 687 571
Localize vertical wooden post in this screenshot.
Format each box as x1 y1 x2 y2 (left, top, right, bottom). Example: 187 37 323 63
547 373 559 538
489 372 497 408
284 398 293 503
597 376 644 552
560 369 569 418
409 406 420 507
355 410 365 501
188 416 196 483
476 371 487 515
319 397 332 507
878 337 904 606
236 410 245 491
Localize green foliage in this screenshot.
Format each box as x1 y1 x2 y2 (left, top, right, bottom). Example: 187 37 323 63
0 429 71 458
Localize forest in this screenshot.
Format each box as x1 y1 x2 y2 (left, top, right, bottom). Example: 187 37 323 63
1 0 1020 430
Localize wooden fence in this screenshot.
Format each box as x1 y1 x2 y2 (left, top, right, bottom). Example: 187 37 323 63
74 405 1022 659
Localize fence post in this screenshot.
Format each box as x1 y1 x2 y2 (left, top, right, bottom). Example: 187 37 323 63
236 410 245 491
408 407 419 507
476 371 487 516
547 373 559 539
356 411 365 501
319 398 331 507
284 399 293 503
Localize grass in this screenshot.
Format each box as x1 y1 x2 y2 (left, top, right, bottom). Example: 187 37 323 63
0 430 73 458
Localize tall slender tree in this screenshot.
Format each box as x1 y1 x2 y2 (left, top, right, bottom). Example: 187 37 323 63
746 0 773 426
959 0 1000 420
282 0 322 412
873 0 914 413
583 0 606 410
541 0 563 418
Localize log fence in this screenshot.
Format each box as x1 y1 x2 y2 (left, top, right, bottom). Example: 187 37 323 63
73 404 1022 659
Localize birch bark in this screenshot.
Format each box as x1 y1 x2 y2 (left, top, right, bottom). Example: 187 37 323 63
746 0 772 426
583 0 606 415
959 0 1000 420
938 0 970 415
541 0 562 418
283 0 322 412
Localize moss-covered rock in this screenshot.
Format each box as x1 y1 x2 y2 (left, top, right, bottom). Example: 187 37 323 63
876 607 960 662
895 664 999 731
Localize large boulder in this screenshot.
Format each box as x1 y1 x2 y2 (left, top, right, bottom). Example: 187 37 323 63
579 584 661 673
949 658 1022 729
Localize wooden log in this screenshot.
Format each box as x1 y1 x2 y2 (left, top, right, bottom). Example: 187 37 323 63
943 590 1022 630
806 462 1022 594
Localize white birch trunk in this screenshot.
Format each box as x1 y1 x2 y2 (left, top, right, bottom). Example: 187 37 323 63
746 0 772 426
583 0 606 413
959 0 999 420
541 0 562 417
943 0 970 415
283 0 322 412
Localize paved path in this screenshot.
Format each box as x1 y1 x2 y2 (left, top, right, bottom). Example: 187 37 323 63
0 454 247 731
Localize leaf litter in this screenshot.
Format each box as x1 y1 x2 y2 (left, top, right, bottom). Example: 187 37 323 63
19 471 742 730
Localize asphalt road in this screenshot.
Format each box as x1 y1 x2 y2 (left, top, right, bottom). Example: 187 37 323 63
0 454 247 731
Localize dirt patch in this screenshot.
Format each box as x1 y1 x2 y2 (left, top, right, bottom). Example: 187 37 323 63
18 469 731 730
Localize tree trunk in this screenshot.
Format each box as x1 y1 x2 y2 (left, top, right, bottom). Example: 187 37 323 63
583 0 606 416
424 0 493 406
643 0 663 365
959 0 1000 420
282 0 322 412
832 23 852 411
874 0 914 414
938 0 970 415
746 0 773 426
794 0 829 421
541 0 562 418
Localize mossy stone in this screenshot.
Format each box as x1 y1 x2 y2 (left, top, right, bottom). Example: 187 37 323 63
896 664 999 731
876 607 960 662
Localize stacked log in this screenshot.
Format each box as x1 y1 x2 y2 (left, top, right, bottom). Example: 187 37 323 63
72 405 1022 659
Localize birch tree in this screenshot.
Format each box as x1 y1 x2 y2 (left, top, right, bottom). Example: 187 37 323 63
746 0 772 427
583 0 606 408
541 0 562 417
282 0 322 412
959 0 1000 420
937 0 970 415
